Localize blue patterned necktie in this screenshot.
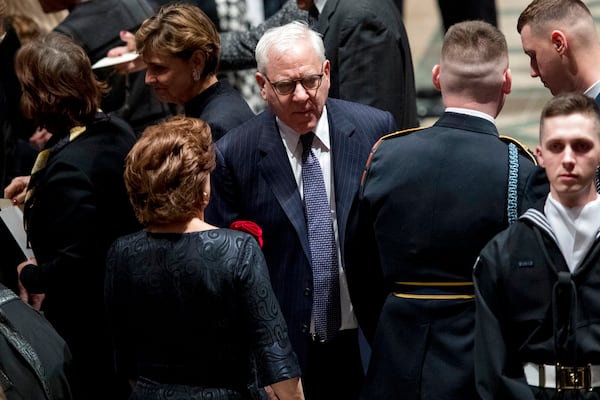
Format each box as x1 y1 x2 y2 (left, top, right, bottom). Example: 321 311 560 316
300 132 341 341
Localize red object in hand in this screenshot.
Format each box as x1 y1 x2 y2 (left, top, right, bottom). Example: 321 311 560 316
229 220 264 248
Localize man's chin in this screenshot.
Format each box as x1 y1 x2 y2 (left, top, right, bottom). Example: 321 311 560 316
284 117 317 133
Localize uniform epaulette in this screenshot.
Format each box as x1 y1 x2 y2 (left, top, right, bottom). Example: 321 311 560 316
499 135 538 166
369 126 425 155
380 126 425 142
360 127 425 187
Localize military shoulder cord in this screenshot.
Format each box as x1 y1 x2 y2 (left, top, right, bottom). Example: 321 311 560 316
507 142 518 225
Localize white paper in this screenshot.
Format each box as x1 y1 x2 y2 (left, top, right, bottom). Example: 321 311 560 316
0 200 34 259
92 52 139 69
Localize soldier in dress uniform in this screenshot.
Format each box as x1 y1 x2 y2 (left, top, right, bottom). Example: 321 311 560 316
344 20 547 399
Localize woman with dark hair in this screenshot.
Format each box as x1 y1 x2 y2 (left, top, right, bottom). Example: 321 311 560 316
105 115 304 400
4 32 140 399
135 3 254 140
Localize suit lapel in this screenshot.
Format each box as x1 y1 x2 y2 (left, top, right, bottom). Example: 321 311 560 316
327 100 363 250
254 100 365 262
315 0 338 36
257 113 311 260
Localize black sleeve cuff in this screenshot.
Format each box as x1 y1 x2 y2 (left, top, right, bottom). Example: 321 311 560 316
20 264 47 294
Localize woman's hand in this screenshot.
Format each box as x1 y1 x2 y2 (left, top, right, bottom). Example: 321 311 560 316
4 176 31 206
108 30 147 74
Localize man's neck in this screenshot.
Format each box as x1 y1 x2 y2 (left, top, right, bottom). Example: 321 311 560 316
551 188 598 209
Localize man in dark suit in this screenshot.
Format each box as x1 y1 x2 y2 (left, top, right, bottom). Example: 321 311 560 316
345 21 546 399
205 21 396 400
300 0 418 130
219 0 418 130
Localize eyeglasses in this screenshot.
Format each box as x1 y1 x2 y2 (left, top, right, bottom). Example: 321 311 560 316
265 73 324 96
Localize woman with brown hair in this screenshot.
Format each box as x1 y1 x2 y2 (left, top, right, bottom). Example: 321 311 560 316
134 3 255 140
4 32 140 399
105 115 304 400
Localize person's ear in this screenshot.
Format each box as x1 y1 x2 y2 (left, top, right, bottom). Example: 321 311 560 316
535 145 545 168
201 177 211 207
431 64 442 91
191 50 206 76
256 72 268 100
323 59 331 77
551 30 567 54
503 68 512 95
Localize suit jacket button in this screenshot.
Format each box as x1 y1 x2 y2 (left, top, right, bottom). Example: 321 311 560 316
304 287 311 296
301 324 308 333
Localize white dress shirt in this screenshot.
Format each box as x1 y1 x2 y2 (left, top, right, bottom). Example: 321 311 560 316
277 106 358 331
584 80 600 101
545 194 600 272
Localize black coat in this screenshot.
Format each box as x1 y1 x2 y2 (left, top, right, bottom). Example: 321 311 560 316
0 284 74 399
475 203 600 399
0 24 36 188
20 113 140 400
314 0 418 130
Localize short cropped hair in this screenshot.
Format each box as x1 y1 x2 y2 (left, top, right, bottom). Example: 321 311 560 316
517 0 593 34
125 115 215 226
135 3 220 78
440 20 508 100
255 21 325 75
15 32 107 131
442 20 508 68
540 92 600 140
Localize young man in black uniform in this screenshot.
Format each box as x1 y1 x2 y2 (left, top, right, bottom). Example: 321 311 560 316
475 92 600 399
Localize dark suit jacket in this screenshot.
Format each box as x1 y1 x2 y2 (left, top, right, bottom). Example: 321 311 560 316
205 98 396 369
345 112 546 399
315 0 418 130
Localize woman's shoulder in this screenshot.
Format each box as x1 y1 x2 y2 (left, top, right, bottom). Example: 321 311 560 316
85 113 136 145
199 227 257 246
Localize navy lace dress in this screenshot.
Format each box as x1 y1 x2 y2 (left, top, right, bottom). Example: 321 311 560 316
105 228 300 400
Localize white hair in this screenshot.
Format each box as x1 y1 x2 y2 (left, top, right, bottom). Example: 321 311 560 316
255 21 325 74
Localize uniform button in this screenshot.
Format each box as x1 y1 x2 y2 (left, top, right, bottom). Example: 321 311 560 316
301 324 308 333
303 287 311 296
